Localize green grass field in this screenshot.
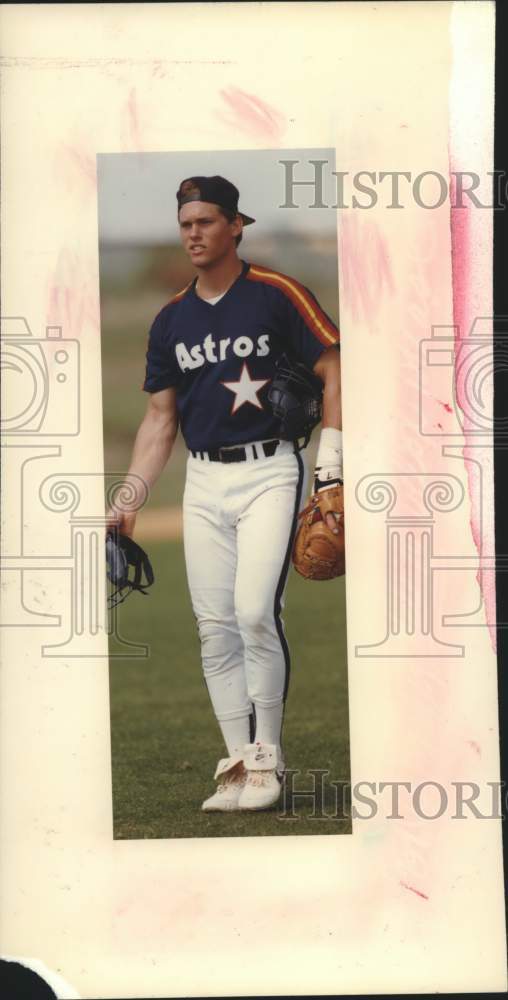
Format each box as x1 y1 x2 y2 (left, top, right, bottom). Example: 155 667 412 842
109 539 351 840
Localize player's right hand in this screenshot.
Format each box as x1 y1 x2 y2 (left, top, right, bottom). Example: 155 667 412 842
106 506 137 539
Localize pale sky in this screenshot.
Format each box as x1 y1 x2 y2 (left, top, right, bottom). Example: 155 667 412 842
97 148 338 244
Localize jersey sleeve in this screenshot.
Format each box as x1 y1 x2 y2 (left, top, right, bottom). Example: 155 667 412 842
280 283 340 368
142 307 180 393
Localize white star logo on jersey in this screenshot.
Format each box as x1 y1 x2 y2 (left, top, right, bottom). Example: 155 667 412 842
221 362 270 415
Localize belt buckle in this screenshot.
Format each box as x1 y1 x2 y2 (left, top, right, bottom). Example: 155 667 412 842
219 445 245 463
219 446 233 463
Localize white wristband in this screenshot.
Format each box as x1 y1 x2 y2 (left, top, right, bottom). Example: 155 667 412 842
316 427 343 479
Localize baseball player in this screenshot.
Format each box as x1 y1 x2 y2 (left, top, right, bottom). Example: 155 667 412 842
108 175 342 812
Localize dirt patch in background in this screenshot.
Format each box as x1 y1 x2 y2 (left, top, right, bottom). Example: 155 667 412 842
135 506 183 540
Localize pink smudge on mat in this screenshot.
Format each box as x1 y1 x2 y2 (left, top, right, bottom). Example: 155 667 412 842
437 399 453 413
449 167 496 650
400 881 429 901
55 141 97 200
127 87 142 151
339 214 394 323
376 219 479 912
47 249 99 338
467 739 482 756
449 171 471 343
217 86 286 142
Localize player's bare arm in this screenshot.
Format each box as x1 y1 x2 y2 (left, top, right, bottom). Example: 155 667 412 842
313 345 343 534
106 387 178 537
313 344 342 432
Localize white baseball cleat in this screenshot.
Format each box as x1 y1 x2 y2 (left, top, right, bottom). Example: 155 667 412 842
201 754 247 812
238 741 285 811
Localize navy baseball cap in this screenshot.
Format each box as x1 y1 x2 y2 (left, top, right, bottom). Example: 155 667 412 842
176 175 255 226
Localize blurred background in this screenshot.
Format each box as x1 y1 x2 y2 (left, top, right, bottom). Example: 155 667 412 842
98 148 340 514
99 149 349 840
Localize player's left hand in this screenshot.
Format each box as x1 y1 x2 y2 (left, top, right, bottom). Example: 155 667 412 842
106 505 137 539
314 466 343 534
293 482 345 580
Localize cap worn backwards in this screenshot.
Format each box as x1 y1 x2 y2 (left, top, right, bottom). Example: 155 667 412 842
176 175 255 226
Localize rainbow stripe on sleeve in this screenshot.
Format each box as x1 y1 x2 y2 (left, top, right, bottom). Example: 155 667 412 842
246 264 339 346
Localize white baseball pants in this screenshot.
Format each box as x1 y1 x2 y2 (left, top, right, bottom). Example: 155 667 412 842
183 441 308 750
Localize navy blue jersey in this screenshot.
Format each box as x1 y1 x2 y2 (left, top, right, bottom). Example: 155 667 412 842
143 260 339 451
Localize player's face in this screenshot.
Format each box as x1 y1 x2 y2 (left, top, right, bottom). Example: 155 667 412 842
178 202 242 267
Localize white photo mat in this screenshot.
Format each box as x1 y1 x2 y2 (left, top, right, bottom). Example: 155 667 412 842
1 2 505 996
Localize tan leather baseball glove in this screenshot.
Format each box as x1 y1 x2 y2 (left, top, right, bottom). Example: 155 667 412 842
292 484 345 580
